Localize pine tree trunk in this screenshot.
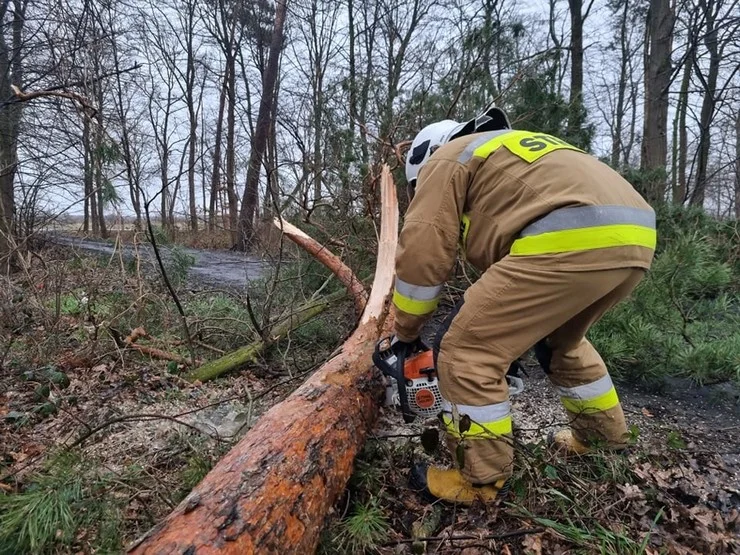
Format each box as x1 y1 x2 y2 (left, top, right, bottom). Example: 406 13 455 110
236 0 288 251
128 166 398 555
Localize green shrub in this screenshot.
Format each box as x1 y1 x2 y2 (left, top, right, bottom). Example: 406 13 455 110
0 453 124 554
166 246 196 286
592 206 740 385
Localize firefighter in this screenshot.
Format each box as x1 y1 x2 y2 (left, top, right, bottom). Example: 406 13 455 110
393 108 656 504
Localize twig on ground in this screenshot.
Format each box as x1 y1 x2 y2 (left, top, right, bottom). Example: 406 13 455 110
384 527 546 546
65 413 228 450
108 327 195 366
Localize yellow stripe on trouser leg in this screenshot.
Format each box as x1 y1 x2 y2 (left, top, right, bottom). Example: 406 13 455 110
510 224 657 255
561 387 620 414
442 414 512 438
392 290 439 316
557 374 620 414
440 401 513 438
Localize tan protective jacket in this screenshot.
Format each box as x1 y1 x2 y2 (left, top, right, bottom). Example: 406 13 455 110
393 129 656 342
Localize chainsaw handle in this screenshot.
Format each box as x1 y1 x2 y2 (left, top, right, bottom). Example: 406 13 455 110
373 336 427 423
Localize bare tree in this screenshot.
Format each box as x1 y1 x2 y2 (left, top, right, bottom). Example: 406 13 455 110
566 0 595 141
735 105 740 218
689 0 740 206
236 0 288 250
0 0 27 272
641 0 674 201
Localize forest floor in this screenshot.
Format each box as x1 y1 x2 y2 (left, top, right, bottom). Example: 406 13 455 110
1 244 739 554
348 365 740 554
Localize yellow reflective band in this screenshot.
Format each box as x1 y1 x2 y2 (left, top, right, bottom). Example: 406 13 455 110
392 290 439 316
459 213 471 253
561 387 620 414
472 130 583 163
442 414 513 439
510 224 657 256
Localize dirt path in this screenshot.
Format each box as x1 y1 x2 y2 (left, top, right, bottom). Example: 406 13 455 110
48 234 268 287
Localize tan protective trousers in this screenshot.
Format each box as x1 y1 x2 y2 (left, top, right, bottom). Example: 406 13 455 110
436 256 646 484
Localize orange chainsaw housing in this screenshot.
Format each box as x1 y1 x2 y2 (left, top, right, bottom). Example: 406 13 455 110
404 350 435 380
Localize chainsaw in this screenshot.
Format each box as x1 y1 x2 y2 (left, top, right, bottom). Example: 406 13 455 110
373 337 525 423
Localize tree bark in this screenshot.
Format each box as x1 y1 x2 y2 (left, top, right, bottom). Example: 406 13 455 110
567 0 585 140
185 0 198 232
735 107 740 219
225 48 238 243
0 0 25 273
640 0 673 202
689 0 719 207
94 81 108 239
610 0 630 168
209 78 227 232
128 166 398 555
236 0 288 251
672 50 692 205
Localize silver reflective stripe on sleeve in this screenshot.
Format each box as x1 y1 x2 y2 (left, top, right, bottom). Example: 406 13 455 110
555 374 614 400
441 399 511 422
520 205 656 237
394 277 443 301
457 130 512 163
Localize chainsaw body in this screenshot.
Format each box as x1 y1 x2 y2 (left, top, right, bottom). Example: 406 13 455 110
374 337 527 423
373 337 442 423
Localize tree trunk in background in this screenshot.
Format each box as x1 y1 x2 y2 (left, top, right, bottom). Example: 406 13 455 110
209 79 227 232
672 51 692 205
94 82 108 239
567 0 584 141
0 1 25 273
82 117 92 233
689 0 719 207
641 0 673 202
110 12 141 229
236 0 287 251
610 0 629 168
265 90 279 216
83 114 100 236
225 50 238 243
735 107 740 219
185 0 198 232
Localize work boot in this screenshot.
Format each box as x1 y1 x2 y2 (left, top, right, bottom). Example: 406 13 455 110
548 429 592 455
409 463 510 505
548 429 628 455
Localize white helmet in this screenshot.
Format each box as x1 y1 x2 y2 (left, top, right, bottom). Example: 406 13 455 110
405 106 510 188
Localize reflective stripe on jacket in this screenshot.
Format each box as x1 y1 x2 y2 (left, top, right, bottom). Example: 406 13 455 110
393 129 656 342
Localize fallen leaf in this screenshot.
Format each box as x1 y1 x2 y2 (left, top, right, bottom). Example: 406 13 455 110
641 407 654 417
521 533 542 554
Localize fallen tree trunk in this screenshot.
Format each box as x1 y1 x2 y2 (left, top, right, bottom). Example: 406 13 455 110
185 289 345 383
129 165 398 554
